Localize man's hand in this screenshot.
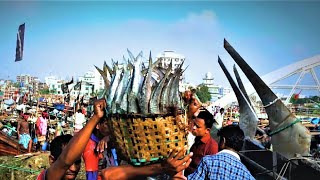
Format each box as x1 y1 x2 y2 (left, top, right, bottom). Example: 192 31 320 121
172 171 187 180
161 148 193 176
188 95 201 115
96 136 109 153
93 98 107 119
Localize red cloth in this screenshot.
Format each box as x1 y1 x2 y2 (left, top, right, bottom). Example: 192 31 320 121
185 134 218 176
83 137 102 180
83 138 100 171
36 117 41 136
36 169 46 180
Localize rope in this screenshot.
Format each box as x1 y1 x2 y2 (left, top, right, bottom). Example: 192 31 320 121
262 97 280 108
0 164 41 174
268 118 301 137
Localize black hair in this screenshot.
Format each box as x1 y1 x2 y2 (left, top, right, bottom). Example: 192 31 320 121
77 109 82 113
50 134 73 160
220 108 224 113
217 125 244 152
196 107 215 129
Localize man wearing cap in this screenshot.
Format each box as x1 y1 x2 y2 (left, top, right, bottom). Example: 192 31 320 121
184 107 218 176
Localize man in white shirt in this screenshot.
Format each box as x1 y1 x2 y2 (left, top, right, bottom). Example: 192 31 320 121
74 109 86 134
214 108 225 130
211 108 224 141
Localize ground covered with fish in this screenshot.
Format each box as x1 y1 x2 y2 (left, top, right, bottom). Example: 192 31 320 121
0 153 86 180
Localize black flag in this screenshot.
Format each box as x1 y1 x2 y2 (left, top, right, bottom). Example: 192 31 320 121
61 77 74 94
15 23 25 62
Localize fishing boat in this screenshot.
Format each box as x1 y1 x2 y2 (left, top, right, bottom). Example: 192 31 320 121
0 131 29 156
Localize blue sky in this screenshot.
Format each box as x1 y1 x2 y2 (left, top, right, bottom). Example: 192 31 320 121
1 1 320 90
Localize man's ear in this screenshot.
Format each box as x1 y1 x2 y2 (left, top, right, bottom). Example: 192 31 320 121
219 137 226 149
49 155 55 165
205 128 211 134
96 124 100 130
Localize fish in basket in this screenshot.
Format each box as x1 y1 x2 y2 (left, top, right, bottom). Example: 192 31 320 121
95 50 188 166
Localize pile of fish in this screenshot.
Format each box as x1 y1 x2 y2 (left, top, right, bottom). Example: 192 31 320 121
95 50 185 115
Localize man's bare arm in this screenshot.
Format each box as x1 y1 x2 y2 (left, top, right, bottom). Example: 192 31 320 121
46 99 106 180
101 148 192 180
17 120 21 140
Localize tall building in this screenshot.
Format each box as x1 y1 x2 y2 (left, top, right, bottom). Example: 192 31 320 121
156 50 185 70
219 86 231 97
78 69 105 93
156 50 186 91
16 74 35 85
202 72 220 102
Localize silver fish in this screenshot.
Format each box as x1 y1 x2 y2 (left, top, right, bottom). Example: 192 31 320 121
128 51 143 113
114 63 133 113
127 49 136 62
118 62 134 114
139 51 153 114
107 65 123 112
150 63 172 114
170 65 183 108
104 61 114 78
160 73 175 113
224 39 311 158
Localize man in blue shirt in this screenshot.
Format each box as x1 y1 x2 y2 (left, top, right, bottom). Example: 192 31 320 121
175 125 255 180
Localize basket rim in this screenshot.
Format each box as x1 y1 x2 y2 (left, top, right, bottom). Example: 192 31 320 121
108 111 186 118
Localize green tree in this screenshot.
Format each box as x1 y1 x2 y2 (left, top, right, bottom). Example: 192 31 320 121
49 88 57 94
195 84 212 103
12 82 20 88
39 88 50 95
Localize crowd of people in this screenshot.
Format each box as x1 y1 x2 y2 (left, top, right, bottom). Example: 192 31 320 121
2 89 258 180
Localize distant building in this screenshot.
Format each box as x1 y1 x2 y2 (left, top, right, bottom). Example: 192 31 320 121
202 72 220 102
156 51 185 70
156 50 186 91
16 74 38 85
70 81 94 98
49 80 64 95
78 69 105 94
219 86 231 97
180 82 196 92
45 76 58 86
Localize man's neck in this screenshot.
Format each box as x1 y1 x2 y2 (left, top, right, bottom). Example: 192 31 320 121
219 148 240 160
196 133 210 143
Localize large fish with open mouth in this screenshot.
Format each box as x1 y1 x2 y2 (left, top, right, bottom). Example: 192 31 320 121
223 39 311 158
218 57 258 140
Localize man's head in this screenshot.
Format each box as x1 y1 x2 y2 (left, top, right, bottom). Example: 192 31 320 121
77 109 82 113
23 113 29 121
220 108 225 114
192 107 215 137
217 125 244 152
49 134 81 180
42 111 47 118
94 117 110 138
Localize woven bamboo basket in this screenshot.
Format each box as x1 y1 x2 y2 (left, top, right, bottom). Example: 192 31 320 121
108 113 188 166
